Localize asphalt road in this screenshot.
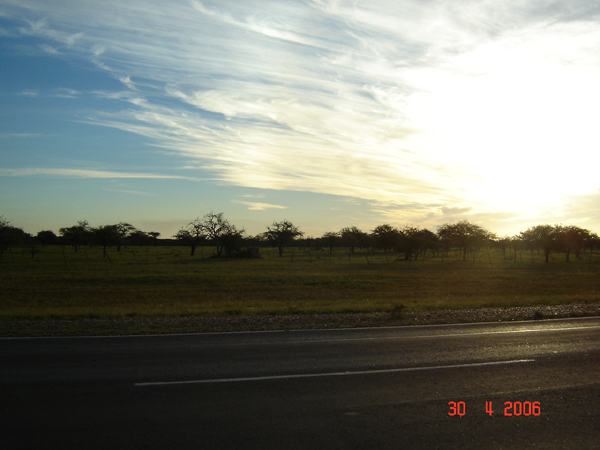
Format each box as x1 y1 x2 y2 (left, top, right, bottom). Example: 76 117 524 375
2 317 599 449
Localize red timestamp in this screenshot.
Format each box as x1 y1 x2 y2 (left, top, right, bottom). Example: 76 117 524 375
502 401 541 416
448 401 541 417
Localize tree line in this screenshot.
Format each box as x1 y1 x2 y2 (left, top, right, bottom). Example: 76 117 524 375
0 216 161 260
1 213 599 263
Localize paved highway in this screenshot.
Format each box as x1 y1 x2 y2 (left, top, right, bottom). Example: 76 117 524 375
2 317 599 449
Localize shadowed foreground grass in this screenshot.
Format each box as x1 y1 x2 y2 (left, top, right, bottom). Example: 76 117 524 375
1 245 600 320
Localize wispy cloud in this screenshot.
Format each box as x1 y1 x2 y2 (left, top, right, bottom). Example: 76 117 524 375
0 168 200 180
232 200 287 211
4 0 600 231
40 43 59 54
0 133 43 138
52 88 80 98
103 188 152 196
17 89 38 97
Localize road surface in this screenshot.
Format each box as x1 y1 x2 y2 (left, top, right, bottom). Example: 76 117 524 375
2 317 599 449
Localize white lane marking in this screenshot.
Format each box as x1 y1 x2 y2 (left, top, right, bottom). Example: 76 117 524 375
299 325 600 345
2 316 599 340
134 359 535 387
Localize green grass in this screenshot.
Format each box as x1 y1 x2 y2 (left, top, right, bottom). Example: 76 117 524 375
1 245 600 320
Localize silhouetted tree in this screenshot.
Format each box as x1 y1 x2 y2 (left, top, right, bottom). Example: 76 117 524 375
552 225 593 262
437 220 495 261
519 224 556 263
340 226 368 254
36 230 57 247
147 231 161 246
59 220 91 253
264 220 303 257
200 212 243 257
398 226 438 261
0 217 30 259
93 225 121 259
371 224 400 253
112 222 136 251
321 231 340 256
174 212 242 257
222 231 245 255
174 218 206 256
127 230 150 246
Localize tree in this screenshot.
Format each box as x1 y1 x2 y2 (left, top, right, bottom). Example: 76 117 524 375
174 218 206 256
371 224 400 253
547 225 593 262
397 226 438 261
339 226 368 254
93 225 121 259
0 217 30 259
174 212 242 257
59 220 91 252
264 220 303 257
414 228 439 260
147 231 161 246
112 222 136 251
321 231 340 256
200 212 243 257
437 220 495 261
36 230 57 247
519 224 556 263
128 230 150 246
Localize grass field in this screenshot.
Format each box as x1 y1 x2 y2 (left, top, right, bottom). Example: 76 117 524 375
1 244 600 320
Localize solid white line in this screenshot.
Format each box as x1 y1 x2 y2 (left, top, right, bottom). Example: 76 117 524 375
134 359 535 387
2 315 598 340
301 325 600 345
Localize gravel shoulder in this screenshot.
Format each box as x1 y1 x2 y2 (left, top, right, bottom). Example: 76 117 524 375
1 303 599 337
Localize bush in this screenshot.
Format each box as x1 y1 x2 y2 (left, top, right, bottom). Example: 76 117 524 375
390 303 406 320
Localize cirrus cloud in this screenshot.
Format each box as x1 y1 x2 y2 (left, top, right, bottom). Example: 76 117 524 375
3 0 600 235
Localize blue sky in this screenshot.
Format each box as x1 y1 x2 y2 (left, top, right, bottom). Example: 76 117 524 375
2 0 600 239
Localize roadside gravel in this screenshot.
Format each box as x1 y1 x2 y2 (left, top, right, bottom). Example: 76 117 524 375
1 303 599 337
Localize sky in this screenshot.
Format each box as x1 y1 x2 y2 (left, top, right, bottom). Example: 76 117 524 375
1 0 600 239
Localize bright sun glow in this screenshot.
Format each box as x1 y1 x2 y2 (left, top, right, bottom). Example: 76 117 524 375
400 19 600 221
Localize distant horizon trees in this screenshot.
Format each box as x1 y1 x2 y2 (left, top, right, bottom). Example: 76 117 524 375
57 220 161 256
3 213 600 263
520 224 598 263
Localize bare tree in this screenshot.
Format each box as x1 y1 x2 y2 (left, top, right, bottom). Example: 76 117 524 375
200 212 243 257
174 212 242 257
174 218 205 256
